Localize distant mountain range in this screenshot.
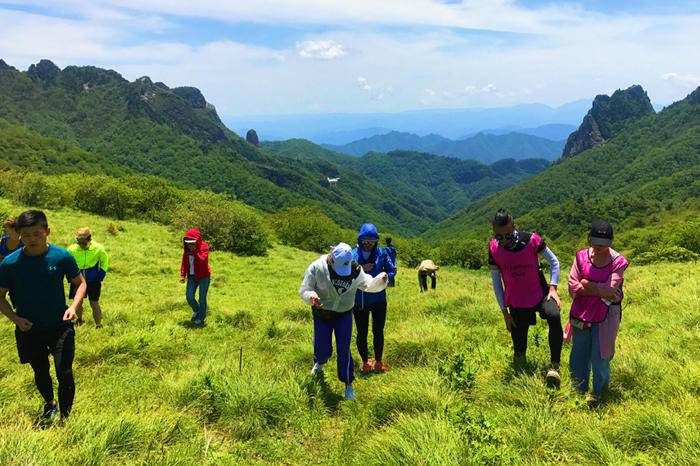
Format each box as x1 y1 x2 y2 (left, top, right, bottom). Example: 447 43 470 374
225 100 592 144
475 123 576 141
323 130 565 162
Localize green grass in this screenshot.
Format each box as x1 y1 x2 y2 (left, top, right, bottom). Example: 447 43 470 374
0 197 699 464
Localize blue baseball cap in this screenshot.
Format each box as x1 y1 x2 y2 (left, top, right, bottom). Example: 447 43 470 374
331 242 353 276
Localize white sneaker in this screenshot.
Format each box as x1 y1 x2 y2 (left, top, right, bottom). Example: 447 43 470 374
311 362 324 376
344 384 355 400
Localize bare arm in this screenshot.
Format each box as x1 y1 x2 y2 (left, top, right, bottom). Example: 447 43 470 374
0 287 32 331
65 274 87 321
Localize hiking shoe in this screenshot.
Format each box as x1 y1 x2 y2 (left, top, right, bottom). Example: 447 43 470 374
360 362 373 373
546 368 561 387
41 401 58 425
311 362 325 377
513 353 527 372
344 384 356 401
587 394 601 409
75 318 85 326
374 361 390 373
193 319 204 326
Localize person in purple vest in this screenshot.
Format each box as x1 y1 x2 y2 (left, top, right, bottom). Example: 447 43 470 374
567 220 628 408
488 209 563 385
299 243 388 400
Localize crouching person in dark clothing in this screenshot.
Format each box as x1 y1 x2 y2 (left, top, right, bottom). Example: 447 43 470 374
0 210 86 425
418 260 438 292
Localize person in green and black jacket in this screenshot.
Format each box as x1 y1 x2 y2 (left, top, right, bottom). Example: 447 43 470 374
67 227 109 328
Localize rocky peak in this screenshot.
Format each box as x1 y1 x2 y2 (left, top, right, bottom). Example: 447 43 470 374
562 85 654 158
61 65 125 91
172 86 206 109
686 86 700 105
27 59 61 83
0 59 17 72
246 129 260 147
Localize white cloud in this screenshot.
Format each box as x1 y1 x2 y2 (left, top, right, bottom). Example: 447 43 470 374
357 76 371 91
464 83 498 95
1 2 700 114
662 72 700 88
4 0 572 34
296 40 346 60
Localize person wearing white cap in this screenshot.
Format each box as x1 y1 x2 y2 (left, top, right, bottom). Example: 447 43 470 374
299 242 388 400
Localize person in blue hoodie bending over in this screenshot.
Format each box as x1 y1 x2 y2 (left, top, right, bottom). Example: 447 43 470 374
352 223 396 373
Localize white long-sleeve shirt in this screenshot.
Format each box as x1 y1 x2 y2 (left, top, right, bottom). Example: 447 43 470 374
299 255 387 312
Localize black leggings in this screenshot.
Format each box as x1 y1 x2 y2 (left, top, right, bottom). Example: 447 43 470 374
27 329 75 417
353 302 387 362
510 309 562 364
418 271 436 292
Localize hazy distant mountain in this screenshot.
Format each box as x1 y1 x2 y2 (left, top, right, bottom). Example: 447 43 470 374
323 130 564 162
475 123 576 141
223 100 592 144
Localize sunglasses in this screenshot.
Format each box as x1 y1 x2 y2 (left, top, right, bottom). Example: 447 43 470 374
76 236 91 242
494 232 516 242
361 239 377 244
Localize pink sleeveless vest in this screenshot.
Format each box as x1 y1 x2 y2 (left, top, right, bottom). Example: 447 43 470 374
570 248 628 323
489 233 544 309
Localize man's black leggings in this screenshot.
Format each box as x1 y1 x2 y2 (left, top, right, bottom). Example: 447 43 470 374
26 327 75 417
510 308 562 364
353 301 387 362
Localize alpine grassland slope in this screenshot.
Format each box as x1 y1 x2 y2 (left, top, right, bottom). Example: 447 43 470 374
0 197 699 464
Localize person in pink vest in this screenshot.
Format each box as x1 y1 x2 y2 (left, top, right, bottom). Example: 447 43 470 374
488 209 563 385
567 220 628 408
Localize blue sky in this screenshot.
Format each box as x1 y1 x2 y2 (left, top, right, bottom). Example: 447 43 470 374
0 1 698 117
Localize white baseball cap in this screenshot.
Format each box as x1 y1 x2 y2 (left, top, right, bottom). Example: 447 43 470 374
331 242 353 276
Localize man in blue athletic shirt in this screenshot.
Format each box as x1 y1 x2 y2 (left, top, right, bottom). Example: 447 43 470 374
0 210 87 425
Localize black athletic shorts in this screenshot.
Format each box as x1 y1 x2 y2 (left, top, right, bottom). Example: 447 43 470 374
509 299 560 326
69 281 102 301
15 323 75 364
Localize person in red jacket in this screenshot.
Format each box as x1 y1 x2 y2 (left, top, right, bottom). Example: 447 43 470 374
180 229 211 326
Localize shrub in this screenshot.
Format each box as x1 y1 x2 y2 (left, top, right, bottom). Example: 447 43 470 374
125 175 183 224
394 237 434 268
674 221 700 254
634 245 699 265
436 238 484 269
270 206 343 252
0 171 73 209
172 191 270 256
75 176 138 219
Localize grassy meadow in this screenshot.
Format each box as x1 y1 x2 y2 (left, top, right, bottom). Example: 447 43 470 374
0 197 699 465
